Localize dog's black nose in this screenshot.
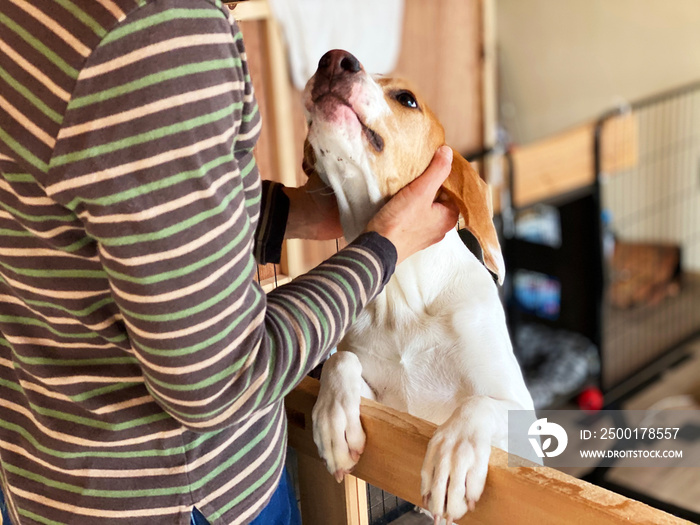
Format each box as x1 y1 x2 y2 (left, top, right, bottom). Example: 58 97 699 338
318 50 361 75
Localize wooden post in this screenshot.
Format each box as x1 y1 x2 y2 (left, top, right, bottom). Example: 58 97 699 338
296 454 369 525
344 475 370 525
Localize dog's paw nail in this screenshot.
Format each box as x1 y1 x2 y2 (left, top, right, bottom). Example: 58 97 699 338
433 515 441 525
350 449 361 462
422 494 430 508
446 516 454 525
468 499 476 512
334 470 345 483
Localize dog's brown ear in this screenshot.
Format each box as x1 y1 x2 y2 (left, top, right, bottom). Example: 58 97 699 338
441 148 505 284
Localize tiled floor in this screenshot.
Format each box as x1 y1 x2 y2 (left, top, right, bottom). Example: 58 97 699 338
605 338 700 514
389 509 431 525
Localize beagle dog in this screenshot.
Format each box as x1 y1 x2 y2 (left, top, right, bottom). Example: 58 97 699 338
304 50 534 523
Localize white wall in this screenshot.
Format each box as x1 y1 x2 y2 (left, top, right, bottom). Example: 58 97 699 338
497 0 700 144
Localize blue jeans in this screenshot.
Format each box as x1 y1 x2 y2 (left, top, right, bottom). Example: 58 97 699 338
0 487 11 524
191 466 301 525
0 467 300 525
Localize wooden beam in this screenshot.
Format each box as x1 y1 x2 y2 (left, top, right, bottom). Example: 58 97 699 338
226 1 271 21
479 0 506 214
395 0 483 155
511 122 595 207
510 113 638 208
259 275 291 293
296 454 368 525
256 3 313 279
344 474 369 525
286 377 691 525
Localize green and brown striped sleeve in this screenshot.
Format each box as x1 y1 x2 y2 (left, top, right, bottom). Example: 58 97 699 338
0 0 396 523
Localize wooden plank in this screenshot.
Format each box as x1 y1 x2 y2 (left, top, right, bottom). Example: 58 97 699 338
239 7 343 278
481 0 497 151
261 12 296 188
600 112 639 176
238 20 275 187
258 8 324 279
239 18 293 284
226 0 271 21
345 475 369 525
241 6 305 280
297 454 349 525
286 377 691 525
479 0 505 213
511 122 595 207
255 263 280 284
510 113 638 208
395 0 483 155
259 275 291 293
296 454 369 525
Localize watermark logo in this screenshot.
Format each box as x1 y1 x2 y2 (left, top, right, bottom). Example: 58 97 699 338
528 418 568 458
509 410 695 467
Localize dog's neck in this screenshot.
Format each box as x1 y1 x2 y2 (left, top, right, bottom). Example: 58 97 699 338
369 230 492 325
389 233 457 298
309 131 493 301
309 125 386 241
320 160 495 314
318 160 487 302
328 163 385 242
326 161 455 306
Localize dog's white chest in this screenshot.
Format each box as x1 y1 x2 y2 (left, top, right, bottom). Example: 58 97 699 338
342 301 468 425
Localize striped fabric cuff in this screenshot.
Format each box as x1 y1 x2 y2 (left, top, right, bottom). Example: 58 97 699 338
350 232 398 289
255 181 289 264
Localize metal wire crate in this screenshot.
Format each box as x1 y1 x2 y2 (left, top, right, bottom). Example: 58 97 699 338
596 81 700 399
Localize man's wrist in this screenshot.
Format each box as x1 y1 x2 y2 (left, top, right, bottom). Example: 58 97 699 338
282 186 309 239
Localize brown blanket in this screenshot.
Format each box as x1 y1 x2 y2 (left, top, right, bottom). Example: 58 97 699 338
609 242 681 309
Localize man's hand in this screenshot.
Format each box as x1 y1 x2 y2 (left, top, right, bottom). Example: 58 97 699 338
283 175 343 240
366 146 459 264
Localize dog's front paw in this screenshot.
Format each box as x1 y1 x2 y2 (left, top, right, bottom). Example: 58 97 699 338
420 405 492 523
312 352 367 482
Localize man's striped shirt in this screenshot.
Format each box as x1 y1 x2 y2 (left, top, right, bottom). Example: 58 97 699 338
0 0 396 523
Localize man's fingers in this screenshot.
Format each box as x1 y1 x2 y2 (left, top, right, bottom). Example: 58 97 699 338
436 192 460 216
408 145 453 196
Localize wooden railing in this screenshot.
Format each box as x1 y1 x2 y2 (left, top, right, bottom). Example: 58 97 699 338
286 377 691 525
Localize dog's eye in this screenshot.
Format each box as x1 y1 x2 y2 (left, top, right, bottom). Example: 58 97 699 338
394 91 418 109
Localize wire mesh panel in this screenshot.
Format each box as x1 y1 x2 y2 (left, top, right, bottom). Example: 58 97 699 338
366 484 415 525
598 83 700 393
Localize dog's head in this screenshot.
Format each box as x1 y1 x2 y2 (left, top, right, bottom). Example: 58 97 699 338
303 49 504 283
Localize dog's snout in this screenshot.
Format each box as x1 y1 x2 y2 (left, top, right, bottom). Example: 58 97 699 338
317 50 361 76
340 54 360 73
318 52 333 70
310 50 364 104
